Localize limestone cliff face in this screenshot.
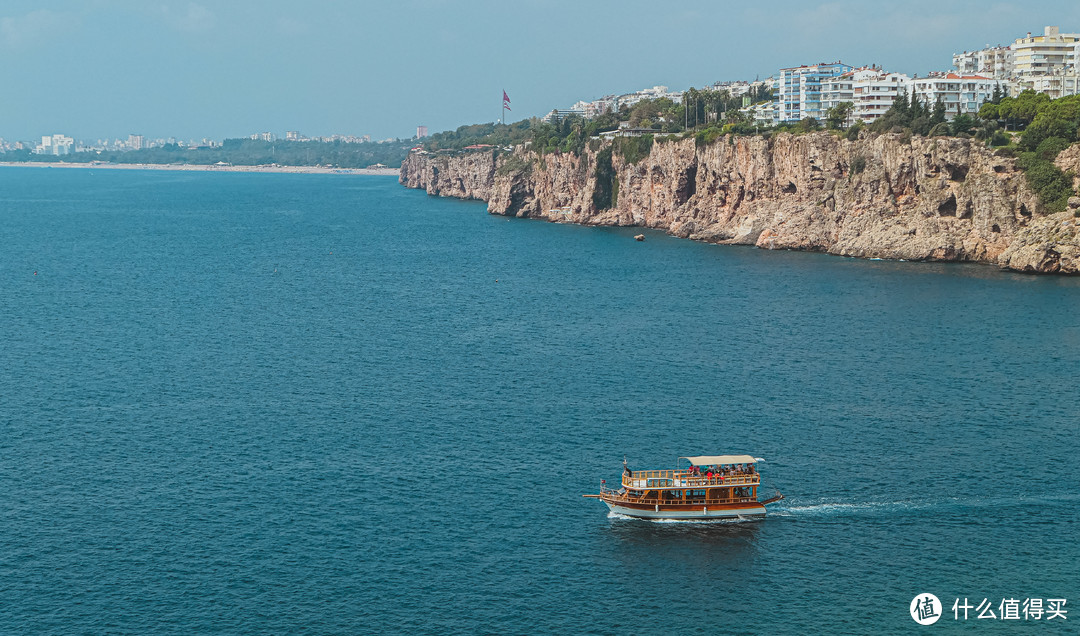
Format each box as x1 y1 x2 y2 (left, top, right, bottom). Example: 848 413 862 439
400 133 1080 274
399 150 496 200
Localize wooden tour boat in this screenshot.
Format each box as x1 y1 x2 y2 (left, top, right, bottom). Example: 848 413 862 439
584 455 784 521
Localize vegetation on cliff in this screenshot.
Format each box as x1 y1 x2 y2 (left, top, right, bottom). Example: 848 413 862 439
592 146 617 210
426 84 1080 214
1015 139 1075 213
422 86 774 156
859 89 1079 213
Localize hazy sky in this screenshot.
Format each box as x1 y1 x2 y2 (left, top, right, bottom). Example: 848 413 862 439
2 0 1079 142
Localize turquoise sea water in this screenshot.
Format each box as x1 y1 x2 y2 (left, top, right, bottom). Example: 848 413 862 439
1 167 1078 634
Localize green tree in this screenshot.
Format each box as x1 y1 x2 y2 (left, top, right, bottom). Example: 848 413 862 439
796 117 821 132
930 98 947 126
950 113 976 136
826 101 854 129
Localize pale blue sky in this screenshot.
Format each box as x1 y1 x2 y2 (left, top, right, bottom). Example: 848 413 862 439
2 0 1079 142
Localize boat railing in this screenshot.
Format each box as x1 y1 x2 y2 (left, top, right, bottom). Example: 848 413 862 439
622 469 758 489
602 490 759 505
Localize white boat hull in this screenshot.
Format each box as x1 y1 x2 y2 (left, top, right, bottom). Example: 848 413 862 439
604 501 767 520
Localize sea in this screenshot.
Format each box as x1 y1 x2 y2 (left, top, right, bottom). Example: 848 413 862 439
1 167 1077 634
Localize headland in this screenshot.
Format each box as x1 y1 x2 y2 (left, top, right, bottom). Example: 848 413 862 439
400 132 1080 274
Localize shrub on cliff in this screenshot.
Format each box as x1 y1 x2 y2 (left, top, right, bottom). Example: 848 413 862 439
990 131 1011 147
694 126 724 147
496 154 532 177
1016 149 1074 213
1035 136 1071 160
850 155 867 176
613 135 653 164
929 122 951 137
592 146 617 210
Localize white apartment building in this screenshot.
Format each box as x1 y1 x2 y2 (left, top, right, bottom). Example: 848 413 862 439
35 134 74 155
852 69 911 123
822 67 911 124
774 62 852 124
571 98 618 118
952 46 1013 79
710 80 769 100
616 85 683 109
1022 70 1080 98
911 73 998 120
1012 26 1080 77
821 74 853 116
740 101 775 126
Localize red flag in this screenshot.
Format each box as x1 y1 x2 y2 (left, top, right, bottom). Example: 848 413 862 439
502 90 511 104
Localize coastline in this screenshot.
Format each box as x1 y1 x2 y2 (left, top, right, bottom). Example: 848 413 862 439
399 134 1080 274
0 161 399 176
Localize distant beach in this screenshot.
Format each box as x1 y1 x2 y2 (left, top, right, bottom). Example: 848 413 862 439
0 161 399 176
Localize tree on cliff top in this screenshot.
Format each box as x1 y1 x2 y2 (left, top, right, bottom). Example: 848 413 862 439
826 102 854 130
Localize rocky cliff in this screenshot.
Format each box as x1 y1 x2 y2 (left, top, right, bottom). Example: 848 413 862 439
400 132 1080 274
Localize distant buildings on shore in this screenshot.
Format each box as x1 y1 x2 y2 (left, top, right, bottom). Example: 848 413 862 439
9 129 388 155
35 134 74 155
543 24 1080 128
249 131 373 144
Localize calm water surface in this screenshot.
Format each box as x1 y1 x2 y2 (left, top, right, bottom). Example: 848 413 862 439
1 168 1078 634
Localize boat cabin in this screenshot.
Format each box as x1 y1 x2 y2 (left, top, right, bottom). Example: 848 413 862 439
619 455 761 505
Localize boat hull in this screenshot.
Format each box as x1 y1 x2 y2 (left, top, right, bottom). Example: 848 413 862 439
603 500 767 521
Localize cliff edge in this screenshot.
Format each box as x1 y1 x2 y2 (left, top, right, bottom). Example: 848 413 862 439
401 132 1080 274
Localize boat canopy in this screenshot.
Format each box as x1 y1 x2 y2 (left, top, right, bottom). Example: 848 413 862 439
681 455 760 466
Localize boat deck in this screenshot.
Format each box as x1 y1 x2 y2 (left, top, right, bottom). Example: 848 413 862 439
623 469 759 489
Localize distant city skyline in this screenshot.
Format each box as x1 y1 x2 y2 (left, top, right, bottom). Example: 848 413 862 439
2 0 1080 141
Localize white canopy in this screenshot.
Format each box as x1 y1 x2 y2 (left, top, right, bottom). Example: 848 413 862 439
681 455 760 466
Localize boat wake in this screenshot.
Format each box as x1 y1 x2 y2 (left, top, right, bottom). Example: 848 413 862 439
772 492 1080 518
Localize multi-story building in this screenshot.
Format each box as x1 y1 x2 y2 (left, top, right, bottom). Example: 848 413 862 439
571 99 617 118
852 68 911 123
821 73 854 117
541 108 586 123
911 73 999 119
952 45 1013 79
127 134 144 150
740 101 775 126
1023 70 1080 98
1012 26 1080 78
35 134 74 155
774 62 853 124
821 67 912 124
615 85 683 109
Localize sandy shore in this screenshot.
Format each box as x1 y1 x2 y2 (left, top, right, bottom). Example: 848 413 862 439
0 161 399 176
